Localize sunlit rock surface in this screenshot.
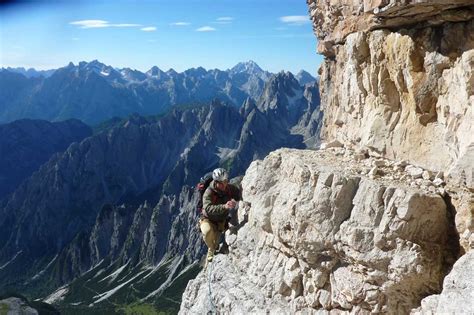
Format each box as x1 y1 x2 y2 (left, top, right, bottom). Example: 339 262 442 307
180 149 459 314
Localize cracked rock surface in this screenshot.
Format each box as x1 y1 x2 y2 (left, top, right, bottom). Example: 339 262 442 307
180 148 461 314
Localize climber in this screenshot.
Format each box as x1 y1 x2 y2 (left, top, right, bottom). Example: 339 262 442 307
200 168 242 265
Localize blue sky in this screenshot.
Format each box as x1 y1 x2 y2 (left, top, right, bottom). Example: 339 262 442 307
0 0 323 75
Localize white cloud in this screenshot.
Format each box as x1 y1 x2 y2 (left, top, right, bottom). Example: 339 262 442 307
214 17 234 24
72 37 80 41
196 26 216 32
170 22 191 26
70 20 109 29
279 15 310 25
141 26 157 32
69 20 142 29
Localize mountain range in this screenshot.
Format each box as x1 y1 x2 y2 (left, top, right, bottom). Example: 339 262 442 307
0 70 321 313
1 61 316 125
3 67 56 78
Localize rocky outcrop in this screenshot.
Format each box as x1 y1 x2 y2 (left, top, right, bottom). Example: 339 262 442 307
308 0 474 56
0 119 92 199
0 296 58 315
296 70 317 86
307 1 474 190
0 297 38 315
180 148 459 314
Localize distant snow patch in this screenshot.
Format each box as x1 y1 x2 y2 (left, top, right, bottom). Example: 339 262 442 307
217 147 236 160
92 269 148 304
44 286 69 304
100 71 110 76
180 147 191 159
98 262 129 283
31 255 58 280
140 257 173 281
176 261 198 278
142 256 184 300
92 268 106 279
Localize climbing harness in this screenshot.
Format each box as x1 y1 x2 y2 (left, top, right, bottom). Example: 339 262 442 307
207 260 217 314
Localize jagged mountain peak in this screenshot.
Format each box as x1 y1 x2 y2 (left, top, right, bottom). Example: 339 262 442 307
76 60 118 76
120 67 147 81
183 66 207 77
295 70 316 86
265 71 300 94
2 67 56 78
146 66 165 76
230 60 263 75
256 71 305 115
78 59 106 69
166 68 178 75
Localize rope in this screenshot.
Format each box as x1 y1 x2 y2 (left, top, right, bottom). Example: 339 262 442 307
207 260 217 315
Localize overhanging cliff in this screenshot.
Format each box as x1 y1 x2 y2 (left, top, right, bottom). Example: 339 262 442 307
308 0 473 190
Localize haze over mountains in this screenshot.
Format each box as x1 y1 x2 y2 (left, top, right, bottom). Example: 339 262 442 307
1 61 316 125
0 119 92 200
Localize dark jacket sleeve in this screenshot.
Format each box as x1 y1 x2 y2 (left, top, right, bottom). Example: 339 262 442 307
203 187 228 220
229 184 242 201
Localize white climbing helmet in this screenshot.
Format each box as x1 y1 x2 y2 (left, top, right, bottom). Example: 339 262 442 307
212 168 229 182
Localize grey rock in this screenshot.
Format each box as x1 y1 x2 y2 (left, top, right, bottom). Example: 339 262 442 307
413 251 474 314
422 170 433 180
320 140 344 150
368 166 378 178
406 165 424 178
0 297 38 315
180 149 454 314
295 70 317 86
433 178 445 187
372 159 387 167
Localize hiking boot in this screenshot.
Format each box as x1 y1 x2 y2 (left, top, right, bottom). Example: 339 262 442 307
206 249 215 263
217 241 229 255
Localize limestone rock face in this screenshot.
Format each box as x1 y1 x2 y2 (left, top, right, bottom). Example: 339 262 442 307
304 1 474 313
307 1 474 190
180 149 455 314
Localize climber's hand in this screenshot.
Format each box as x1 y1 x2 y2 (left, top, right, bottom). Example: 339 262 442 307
225 200 237 209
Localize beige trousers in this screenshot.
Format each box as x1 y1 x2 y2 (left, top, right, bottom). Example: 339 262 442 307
200 219 226 257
